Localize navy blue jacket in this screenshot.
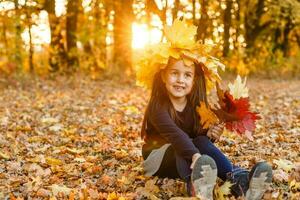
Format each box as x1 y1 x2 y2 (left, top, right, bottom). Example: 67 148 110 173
142 101 208 160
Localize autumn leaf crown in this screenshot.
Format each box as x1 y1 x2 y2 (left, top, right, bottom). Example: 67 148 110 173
135 18 225 91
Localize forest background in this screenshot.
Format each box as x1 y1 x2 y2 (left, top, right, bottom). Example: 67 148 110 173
0 0 299 78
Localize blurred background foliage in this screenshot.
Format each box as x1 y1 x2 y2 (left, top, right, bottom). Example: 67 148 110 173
0 0 299 78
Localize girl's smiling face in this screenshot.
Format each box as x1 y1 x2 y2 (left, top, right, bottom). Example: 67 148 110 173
162 59 195 101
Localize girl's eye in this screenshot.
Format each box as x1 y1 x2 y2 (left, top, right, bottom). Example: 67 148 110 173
171 71 178 75
185 73 192 78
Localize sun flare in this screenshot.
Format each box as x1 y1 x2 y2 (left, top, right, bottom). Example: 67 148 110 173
132 23 162 49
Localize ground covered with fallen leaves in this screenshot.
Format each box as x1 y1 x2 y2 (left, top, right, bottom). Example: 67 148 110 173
0 75 299 200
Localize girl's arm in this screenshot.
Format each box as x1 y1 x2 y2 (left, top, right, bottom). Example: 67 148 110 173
149 106 199 160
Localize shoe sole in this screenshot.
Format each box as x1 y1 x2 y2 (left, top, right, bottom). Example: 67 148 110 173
191 155 217 200
245 162 272 200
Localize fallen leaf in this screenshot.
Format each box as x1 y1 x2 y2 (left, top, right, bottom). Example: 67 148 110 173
107 192 125 200
137 178 160 200
36 188 51 197
273 159 294 172
41 117 59 124
214 181 233 200
114 149 129 159
290 162 300 182
69 190 75 200
100 174 113 185
0 151 10 160
273 169 289 183
49 184 72 196
74 157 86 163
49 124 63 132
289 179 300 192
66 147 86 155
46 157 63 166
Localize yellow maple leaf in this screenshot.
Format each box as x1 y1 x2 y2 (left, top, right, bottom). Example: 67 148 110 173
136 177 160 200
164 19 197 49
196 101 219 129
135 43 170 88
214 181 233 200
228 75 249 99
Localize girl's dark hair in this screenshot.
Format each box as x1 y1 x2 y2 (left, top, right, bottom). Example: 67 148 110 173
141 60 208 139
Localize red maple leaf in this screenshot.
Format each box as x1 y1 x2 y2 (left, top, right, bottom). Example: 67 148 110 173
213 83 260 137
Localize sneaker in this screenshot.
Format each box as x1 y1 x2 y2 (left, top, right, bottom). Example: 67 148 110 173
227 167 250 197
245 162 272 200
190 155 218 200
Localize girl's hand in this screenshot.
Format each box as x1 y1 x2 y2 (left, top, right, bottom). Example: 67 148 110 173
190 153 201 169
207 122 225 142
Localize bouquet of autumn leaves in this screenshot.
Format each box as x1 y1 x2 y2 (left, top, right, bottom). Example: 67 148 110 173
197 76 260 140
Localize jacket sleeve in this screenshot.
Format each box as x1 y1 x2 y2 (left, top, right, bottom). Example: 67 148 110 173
149 105 199 160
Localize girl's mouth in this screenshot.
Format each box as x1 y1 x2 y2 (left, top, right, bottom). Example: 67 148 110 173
174 86 185 91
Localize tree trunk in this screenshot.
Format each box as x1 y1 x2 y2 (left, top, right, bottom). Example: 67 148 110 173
192 0 196 24
162 1 167 26
28 19 34 73
44 0 67 72
282 9 293 57
223 0 232 57
66 0 80 71
82 0 107 72
296 33 300 48
173 0 180 22
196 0 209 42
244 0 270 50
271 2 295 57
234 0 241 49
25 0 34 73
272 27 281 53
14 0 23 71
1 17 8 56
113 0 134 75
146 0 151 30
146 0 165 25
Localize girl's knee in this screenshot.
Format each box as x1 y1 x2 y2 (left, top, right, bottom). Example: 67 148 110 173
192 135 216 151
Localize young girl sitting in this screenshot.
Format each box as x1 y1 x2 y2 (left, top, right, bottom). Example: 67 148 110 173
136 19 272 200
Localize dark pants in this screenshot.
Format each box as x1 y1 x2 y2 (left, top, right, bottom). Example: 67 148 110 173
154 135 237 181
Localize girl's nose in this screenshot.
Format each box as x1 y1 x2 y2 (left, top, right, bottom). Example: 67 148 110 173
177 74 185 83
